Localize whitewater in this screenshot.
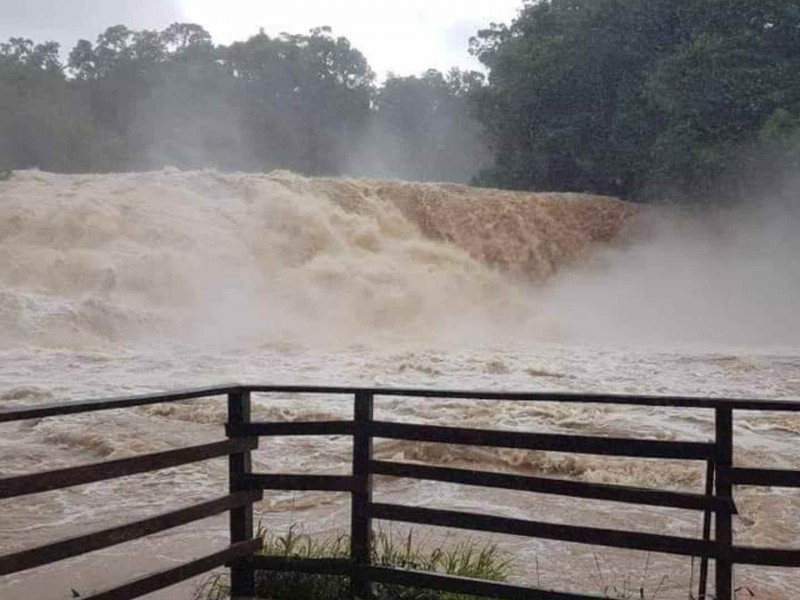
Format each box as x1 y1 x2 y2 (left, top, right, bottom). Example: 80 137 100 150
0 169 799 599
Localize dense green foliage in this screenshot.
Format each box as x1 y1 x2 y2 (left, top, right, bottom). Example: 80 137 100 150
2 1 799 199
0 24 481 181
471 0 800 200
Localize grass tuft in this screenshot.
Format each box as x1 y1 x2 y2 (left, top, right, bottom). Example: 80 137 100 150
195 523 512 600
196 525 680 599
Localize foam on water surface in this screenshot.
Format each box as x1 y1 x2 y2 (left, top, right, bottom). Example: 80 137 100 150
1 170 799 598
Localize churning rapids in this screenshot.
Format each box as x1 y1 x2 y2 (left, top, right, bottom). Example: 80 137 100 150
1 169 799 599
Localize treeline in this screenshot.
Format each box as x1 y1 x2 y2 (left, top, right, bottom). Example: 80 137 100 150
0 24 487 182
471 0 800 200
2 0 800 201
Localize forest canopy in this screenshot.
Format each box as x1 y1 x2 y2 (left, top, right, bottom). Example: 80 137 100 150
1 0 799 202
470 0 800 201
0 24 484 182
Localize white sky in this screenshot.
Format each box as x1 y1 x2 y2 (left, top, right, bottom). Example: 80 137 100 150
0 0 522 78
180 0 522 77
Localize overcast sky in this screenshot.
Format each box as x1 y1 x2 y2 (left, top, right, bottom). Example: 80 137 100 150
0 0 522 77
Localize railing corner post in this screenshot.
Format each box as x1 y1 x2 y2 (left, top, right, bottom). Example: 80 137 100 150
715 407 734 600
228 388 255 599
351 391 374 599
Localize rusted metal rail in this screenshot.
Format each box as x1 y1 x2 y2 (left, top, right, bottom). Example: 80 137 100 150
1 385 799 599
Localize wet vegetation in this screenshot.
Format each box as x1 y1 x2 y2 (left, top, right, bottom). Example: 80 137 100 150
1 1 798 199
195 525 512 600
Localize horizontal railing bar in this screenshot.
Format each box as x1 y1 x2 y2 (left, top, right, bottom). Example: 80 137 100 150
370 503 716 558
364 565 602 600
3 385 799 426
371 461 735 513
227 421 356 437
252 556 354 575
242 473 356 492
0 384 241 423
80 538 262 600
251 556 605 598
0 438 258 499
368 421 713 459
733 545 800 567
244 385 800 411
0 491 263 576
731 468 800 488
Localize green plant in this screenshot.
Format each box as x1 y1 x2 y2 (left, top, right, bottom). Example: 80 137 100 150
195 523 512 600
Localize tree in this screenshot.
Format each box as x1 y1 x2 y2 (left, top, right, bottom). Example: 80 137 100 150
222 27 374 174
471 0 800 201
643 0 800 199
0 38 102 172
354 68 490 182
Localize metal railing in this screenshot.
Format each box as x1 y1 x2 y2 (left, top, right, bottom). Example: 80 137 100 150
2 384 800 599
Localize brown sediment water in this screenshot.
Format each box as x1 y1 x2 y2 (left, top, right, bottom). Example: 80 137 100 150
0 169 634 349
0 169 798 599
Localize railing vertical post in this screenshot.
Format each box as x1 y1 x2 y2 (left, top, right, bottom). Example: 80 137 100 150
715 407 733 600
228 388 255 599
351 391 374 599
698 458 715 599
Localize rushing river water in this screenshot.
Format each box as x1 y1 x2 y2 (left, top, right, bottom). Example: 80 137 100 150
2 343 800 599
1 170 798 599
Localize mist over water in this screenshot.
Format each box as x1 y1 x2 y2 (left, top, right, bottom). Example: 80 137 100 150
541 197 800 349
343 107 493 184
1 168 797 352
2 169 800 599
0 168 636 350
